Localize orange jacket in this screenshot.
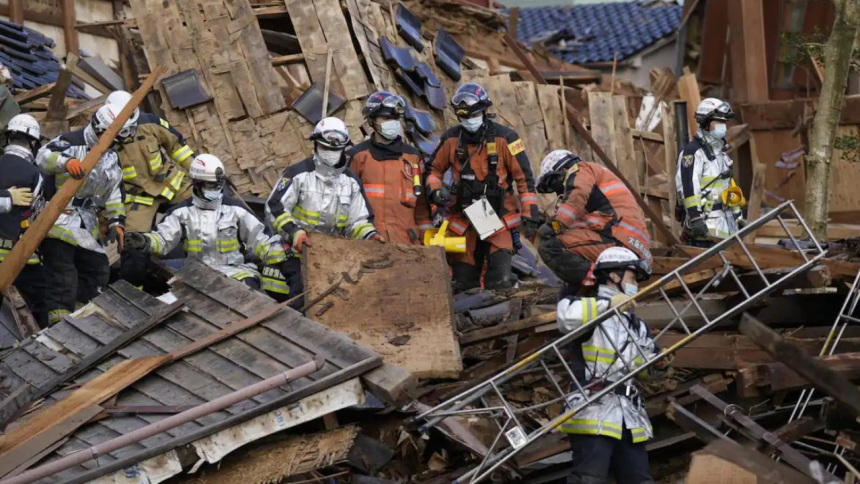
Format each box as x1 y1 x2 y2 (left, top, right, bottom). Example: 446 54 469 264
426 120 538 236
555 161 652 263
349 138 432 244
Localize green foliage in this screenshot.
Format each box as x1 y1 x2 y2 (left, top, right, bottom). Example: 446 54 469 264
780 29 860 71
835 134 860 162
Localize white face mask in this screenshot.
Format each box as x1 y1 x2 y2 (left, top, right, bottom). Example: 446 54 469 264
459 115 483 133
317 148 343 167
711 123 727 139
378 120 402 140
201 188 222 202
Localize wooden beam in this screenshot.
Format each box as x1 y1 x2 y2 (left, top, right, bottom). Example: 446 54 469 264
61 0 79 55
740 312 860 417
8 0 23 24
699 440 816 484
677 73 701 139
459 311 556 346
727 0 769 103
681 243 860 278
360 363 416 407
271 53 305 66
13 83 56 106
738 352 860 397
632 130 664 143
740 97 860 130
753 219 860 240
69 64 112 94
503 32 685 249
0 67 162 292
66 93 108 120
662 101 681 238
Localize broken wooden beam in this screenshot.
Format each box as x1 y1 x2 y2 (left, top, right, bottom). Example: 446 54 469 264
13 83 56 106
360 363 416 408
737 352 860 397
699 440 816 484
459 311 556 345
271 53 304 66
682 244 859 279
740 312 860 417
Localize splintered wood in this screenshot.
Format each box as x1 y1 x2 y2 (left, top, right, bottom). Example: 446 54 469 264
188 426 360 484
304 234 462 379
129 0 306 196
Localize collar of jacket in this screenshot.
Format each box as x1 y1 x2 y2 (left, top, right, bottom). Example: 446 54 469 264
696 128 727 155
368 135 406 161
192 194 222 210
3 144 34 163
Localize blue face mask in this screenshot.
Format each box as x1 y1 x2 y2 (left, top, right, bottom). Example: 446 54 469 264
711 123 727 139
622 282 638 297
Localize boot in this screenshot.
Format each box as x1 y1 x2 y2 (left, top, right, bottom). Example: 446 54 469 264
484 250 515 290
451 262 481 293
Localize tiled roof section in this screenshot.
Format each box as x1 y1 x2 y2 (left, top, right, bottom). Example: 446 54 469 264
0 19 87 97
514 1 682 64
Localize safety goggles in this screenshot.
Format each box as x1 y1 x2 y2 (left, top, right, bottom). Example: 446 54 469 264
379 95 406 112
315 129 350 149
451 91 481 108
599 259 652 281
712 102 735 120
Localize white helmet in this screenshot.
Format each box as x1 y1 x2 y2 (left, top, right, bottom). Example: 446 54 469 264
189 154 226 203
311 117 351 180
91 104 137 137
105 90 140 140
594 247 650 281
695 98 734 125
6 114 40 141
536 149 580 193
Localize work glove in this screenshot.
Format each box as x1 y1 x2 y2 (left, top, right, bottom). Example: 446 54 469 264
537 222 557 239
429 187 450 206
522 217 541 239
654 352 675 370
370 233 386 243
65 159 87 180
293 230 311 254
106 224 125 252
123 231 149 252
610 294 636 312
687 216 709 238
7 187 33 207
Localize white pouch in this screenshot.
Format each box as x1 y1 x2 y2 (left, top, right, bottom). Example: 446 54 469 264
463 197 504 240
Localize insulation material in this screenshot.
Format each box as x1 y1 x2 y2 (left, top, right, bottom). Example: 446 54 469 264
189 426 360 484
303 234 462 379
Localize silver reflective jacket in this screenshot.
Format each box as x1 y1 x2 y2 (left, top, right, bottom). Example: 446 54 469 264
36 127 125 252
265 156 377 240
143 196 286 280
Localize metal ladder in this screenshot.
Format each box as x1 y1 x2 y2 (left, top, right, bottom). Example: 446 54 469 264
407 200 828 484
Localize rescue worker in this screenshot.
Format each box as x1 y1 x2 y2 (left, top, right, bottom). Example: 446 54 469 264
349 91 432 244
106 90 196 287
427 83 540 291
557 247 671 484
266 117 383 298
0 114 47 327
676 98 744 247
37 104 127 325
535 149 652 296
123 154 289 299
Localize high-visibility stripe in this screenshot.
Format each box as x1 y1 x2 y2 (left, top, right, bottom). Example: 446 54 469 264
449 219 468 234
106 202 125 211
46 152 64 172
0 248 40 264
171 145 194 163
273 213 293 232
145 233 163 254
48 225 77 245
129 195 154 206
184 239 202 253
169 171 185 190
426 173 442 187
617 221 651 245
291 209 318 226
160 186 176 201
503 213 521 227
418 223 434 231
352 222 375 239
231 271 254 281
520 193 538 203
580 297 599 323
559 419 623 439
555 204 577 225
122 166 138 181
365 186 385 197
216 238 240 253
683 195 701 209
149 152 163 173
48 309 71 325
262 277 290 294
265 249 286 265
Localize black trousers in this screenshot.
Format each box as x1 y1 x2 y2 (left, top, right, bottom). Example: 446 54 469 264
566 428 654 484
15 262 47 328
538 236 594 293
41 238 110 325
277 257 304 309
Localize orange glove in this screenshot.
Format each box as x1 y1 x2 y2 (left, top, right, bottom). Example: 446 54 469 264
370 233 385 243
293 230 311 253
66 159 86 180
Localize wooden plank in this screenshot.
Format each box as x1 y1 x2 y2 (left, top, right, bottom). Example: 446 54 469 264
7 0 23 24
739 312 860 417
588 91 616 167
314 0 370 100
727 0 769 103
61 0 79 55
612 95 639 192
753 219 860 240
13 84 56 106
32 299 186 403
303 234 461 379
686 453 756 484
744 158 765 242
0 356 167 475
632 130 664 143
699 440 816 484
45 54 78 124
737 352 860 397
661 101 680 238
681 244 859 278
460 311 556 345
677 73 701 139
70 64 112 94
360 363 416 407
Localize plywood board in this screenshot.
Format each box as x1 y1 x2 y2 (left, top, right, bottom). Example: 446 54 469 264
612 94 639 192
303 234 462 379
588 91 616 168
687 453 757 484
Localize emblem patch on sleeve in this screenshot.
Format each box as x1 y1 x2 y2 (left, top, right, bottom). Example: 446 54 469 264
682 155 694 168
508 138 525 156
159 118 170 129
